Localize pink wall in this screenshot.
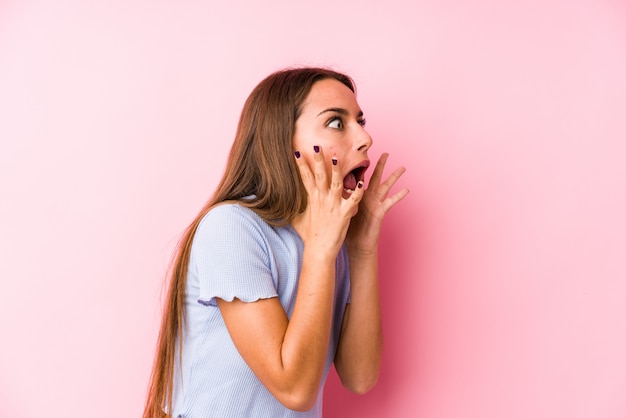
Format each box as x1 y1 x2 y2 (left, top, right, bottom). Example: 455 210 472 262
1 1 625 417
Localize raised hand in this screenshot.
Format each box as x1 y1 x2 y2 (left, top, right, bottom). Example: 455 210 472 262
345 153 409 256
291 145 366 258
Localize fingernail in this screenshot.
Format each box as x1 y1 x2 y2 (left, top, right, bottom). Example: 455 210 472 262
332 157 338 166
357 181 363 189
294 151 301 158
313 145 320 153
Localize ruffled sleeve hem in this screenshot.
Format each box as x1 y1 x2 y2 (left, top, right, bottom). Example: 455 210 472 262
197 294 278 307
191 204 280 308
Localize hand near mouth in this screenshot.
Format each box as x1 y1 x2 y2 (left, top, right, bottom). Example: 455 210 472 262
333 152 408 388
345 153 409 257
291 145 366 259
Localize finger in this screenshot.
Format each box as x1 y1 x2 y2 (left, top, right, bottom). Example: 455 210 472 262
330 155 343 196
368 153 389 189
380 188 410 214
312 145 328 189
294 150 316 192
375 166 406 201
348 180 366 207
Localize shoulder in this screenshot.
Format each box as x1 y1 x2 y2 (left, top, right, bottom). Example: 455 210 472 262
190 203 270 270
194 201 273 248
194 200 298 255
199 201 263 230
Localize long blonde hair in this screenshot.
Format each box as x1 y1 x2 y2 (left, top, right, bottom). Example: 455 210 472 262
142 67 355 418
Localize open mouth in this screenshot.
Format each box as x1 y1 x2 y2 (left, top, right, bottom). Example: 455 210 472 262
342 161 370 197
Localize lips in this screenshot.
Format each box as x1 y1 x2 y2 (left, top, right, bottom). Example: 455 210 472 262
342 160 370 192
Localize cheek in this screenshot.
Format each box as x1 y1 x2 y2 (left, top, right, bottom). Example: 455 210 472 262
321 144 337 158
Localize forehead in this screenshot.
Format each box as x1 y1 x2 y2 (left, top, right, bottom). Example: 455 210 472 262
301 78 360 113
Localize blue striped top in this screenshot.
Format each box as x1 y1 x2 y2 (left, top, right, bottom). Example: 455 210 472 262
170 203 351 418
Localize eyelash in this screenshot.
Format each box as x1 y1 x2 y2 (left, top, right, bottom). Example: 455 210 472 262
326 116 367 129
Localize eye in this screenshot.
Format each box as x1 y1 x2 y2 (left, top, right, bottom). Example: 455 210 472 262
358 118 367 127
327 117 343 129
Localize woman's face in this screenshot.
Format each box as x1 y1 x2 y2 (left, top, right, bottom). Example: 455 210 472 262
293 78 373 199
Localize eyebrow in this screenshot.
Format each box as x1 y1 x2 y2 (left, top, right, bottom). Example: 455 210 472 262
316 107 364 118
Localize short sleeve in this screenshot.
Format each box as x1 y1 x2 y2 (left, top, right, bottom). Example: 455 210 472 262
190 204 279 306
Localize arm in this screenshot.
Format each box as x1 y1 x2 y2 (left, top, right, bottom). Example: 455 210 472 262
217 146 363 411
217 250 336 411
334 250 382 394
335 153 409 393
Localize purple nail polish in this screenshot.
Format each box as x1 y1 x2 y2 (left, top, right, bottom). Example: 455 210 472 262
294 151 301 158
357 181 363 189
332 157 338 166
313 145 320 153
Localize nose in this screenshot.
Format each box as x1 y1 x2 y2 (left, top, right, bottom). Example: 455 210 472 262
355 126 373 152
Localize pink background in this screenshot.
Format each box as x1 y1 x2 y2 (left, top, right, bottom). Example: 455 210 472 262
1 1 625 417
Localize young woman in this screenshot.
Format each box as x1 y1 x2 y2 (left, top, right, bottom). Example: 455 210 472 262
143 67 408 418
